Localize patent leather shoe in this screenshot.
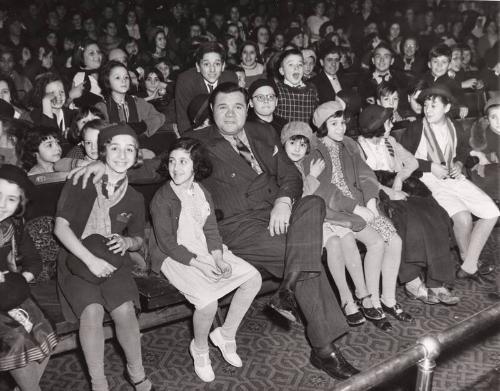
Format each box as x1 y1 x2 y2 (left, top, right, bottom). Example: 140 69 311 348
356 294 384 320
310 345 360 380
342 302 365 326
269 288 299 323
381 302 413 322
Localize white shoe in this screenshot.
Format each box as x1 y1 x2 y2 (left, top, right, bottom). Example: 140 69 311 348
209 327 243 367
189 340 215 382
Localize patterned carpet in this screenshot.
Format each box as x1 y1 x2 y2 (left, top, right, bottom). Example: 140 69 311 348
1 232 499 391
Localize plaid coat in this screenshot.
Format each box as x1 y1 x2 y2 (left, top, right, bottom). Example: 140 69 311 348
275 81 319 123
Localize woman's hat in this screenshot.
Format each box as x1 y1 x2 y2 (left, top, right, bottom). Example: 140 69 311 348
0 272 30 311
280 121 315 147
66 234 129 284
312 98 346 129
358 105 393 134
0 164 34 199
98 124 138 148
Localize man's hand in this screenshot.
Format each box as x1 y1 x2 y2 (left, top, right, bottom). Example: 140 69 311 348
459 106 469 119
68 161 106 188
269 198 292 237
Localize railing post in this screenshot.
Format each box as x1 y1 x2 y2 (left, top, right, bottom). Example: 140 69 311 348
415 335 441 391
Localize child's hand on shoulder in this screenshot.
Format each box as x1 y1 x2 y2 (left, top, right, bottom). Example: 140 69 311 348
309 158 325 178
459 106 468 119
0 271 6 283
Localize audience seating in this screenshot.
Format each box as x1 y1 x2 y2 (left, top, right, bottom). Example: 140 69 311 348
26 179 280 355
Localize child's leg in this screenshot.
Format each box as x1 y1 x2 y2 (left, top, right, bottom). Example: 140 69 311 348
355 226 385 307
339 233 372 305
452 211 472 262
460 216 498 274
80 303 107 391
380 235 402 307
10 362 42 391
221 273 262 340
110 301 150 390
325 236 354 308
193 301 218 351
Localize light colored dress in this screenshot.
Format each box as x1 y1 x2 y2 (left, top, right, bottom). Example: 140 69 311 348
160 182 259 309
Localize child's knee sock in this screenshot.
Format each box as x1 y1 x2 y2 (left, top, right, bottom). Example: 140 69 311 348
80 305 108 391
222 273 261 339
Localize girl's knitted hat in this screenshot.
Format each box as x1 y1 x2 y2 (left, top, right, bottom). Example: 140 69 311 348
280 121 315 147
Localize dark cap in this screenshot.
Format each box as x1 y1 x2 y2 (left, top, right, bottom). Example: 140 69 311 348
417 84 456 105
98 123 138 148
358 105 393 134
248 78 277 98
66 234 129 284
0 164 34 199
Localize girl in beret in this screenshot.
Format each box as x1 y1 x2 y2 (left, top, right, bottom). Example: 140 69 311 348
0 165 57 391
306 100 410 331
54 124 154 391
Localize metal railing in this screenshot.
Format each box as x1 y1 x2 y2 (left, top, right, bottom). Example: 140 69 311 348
333 302 500 391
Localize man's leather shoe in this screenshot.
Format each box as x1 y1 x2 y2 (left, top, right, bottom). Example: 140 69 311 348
268 288 299 323
310 345 360 380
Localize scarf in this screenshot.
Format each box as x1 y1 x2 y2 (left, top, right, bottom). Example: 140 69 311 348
422 117 457 169
107 94 139 125
321 138 354 199
81 175 128 239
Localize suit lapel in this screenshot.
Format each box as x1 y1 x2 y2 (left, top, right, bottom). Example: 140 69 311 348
205 127 257 180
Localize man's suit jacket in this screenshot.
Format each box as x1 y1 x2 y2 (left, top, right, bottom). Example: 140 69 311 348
358 69 409 104
185 121 303 223
175 68 238 133
310 71 351 104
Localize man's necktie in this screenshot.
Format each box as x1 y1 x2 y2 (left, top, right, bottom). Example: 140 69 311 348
208 83 214 93
233 136 254 167
385 138 395 157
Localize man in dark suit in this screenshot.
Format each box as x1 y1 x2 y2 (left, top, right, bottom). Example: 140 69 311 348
185 82 359 380
393 36 427 77
358 42 409 105
175 42 238 133
310 44 353 104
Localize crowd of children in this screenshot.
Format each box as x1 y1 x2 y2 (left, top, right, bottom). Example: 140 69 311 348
0 0 499 389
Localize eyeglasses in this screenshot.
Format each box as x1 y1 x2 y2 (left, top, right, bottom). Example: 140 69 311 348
252 94 276 102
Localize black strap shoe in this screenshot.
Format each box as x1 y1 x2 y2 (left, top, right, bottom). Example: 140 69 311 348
381 302 413 322
310 345 360 380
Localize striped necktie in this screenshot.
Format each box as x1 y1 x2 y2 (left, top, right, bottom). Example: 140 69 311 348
384 138 395 157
